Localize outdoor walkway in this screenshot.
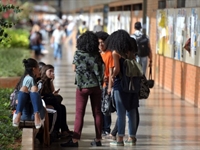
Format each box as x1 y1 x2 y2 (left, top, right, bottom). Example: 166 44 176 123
34 42 200 150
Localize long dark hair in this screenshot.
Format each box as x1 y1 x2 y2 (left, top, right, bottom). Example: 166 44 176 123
105 29 135 58
15 58 38 90
40 64 54 95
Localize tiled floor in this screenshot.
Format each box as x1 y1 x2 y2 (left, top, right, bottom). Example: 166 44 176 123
35 43 200 150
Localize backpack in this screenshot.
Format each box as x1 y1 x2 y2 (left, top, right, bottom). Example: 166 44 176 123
10 89 18 110
139 75 150 99
120 55 143 93
134 34 150 57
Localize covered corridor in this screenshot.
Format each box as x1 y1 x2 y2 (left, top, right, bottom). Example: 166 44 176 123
34 43 200 150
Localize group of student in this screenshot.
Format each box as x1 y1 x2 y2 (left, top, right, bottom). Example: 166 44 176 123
12 58 72 145
12 21 152 147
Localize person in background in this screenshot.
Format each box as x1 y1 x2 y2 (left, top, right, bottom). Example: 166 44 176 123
77 21 88 38
51 23 66 60
93 18 103 33
60 31 104 147
95 31 114 137
13 58 45 129
105 30 140 146
131 22 152 75
29 24 43 60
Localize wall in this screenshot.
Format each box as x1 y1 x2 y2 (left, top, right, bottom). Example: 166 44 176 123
0 77 20 88
147 0 200 108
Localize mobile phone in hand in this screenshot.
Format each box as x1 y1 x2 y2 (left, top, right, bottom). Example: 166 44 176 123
55 88 60 93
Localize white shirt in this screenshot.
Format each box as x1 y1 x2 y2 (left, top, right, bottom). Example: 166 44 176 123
52 29 66 44
131 30 143 39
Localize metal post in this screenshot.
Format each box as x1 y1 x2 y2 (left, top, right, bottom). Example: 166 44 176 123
142 0 147 34
103 4 109 32
57 0 62 19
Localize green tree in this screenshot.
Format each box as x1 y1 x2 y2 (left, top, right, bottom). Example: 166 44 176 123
0 4 21 42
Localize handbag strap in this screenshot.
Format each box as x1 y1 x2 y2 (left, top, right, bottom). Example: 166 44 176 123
149 67 152 80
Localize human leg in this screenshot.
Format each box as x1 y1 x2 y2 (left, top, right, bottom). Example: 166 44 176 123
102 114 111 135
90 87 103 141
60 88 89 147
139 56 148 75
72 88 89 140
43 94 62 132
53 43 59 59
127 107 139 137
60 104 70 133
30 86 45 128
57 44 62 59
114 90 126 138
110 117 118 139
110 90 126 146
13 86 30 126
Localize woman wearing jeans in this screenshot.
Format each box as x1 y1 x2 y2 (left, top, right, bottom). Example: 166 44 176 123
13 58 45 129
105 30 140 146
60 31 104 147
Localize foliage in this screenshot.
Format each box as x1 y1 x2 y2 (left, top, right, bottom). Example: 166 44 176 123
0 88 22 150
0 28 30 48
0 48 30 77
0 3 22 43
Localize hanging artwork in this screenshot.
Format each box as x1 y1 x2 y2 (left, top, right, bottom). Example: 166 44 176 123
157 7 200 66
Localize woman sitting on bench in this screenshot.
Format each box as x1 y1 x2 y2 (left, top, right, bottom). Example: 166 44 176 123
13 58 45 129
39 64 72 139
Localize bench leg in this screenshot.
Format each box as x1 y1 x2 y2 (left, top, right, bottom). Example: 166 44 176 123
21 128 34 150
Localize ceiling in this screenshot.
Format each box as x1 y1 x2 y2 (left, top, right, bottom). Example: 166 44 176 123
32 0 120 13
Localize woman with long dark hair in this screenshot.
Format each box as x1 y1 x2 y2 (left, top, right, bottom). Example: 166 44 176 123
13 58 45 129
39 64 72 138
105 30 140 146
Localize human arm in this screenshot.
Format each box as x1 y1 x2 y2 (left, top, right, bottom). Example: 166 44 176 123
62 31 66 43
72 64 75 72
111 50 120 80
148 42 153 67
107 67 113 95
51 35 54 45
51 30 55 45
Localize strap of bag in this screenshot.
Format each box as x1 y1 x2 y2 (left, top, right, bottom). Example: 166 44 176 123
149 67 152 80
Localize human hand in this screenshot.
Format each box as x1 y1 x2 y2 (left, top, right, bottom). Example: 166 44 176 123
104 76 108 83
107 87 112 95
149 60 152 67
51 75 55 81
53 88 60 95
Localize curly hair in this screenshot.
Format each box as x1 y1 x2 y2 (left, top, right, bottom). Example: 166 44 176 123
76 31 99 53
105 29 135 57
95 31 109 41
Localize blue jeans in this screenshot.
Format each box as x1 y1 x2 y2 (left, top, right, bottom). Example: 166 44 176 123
102 87 111 133
53 43 62 59
113 90 139 137
16 91 45 121
102 113 111 133
139 56 148 75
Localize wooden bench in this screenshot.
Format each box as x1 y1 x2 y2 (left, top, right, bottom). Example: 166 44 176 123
19 109 51 149
19 121 36 150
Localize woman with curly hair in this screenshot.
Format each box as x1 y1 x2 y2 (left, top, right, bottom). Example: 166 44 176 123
61 31 104 147
105 30 140 146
